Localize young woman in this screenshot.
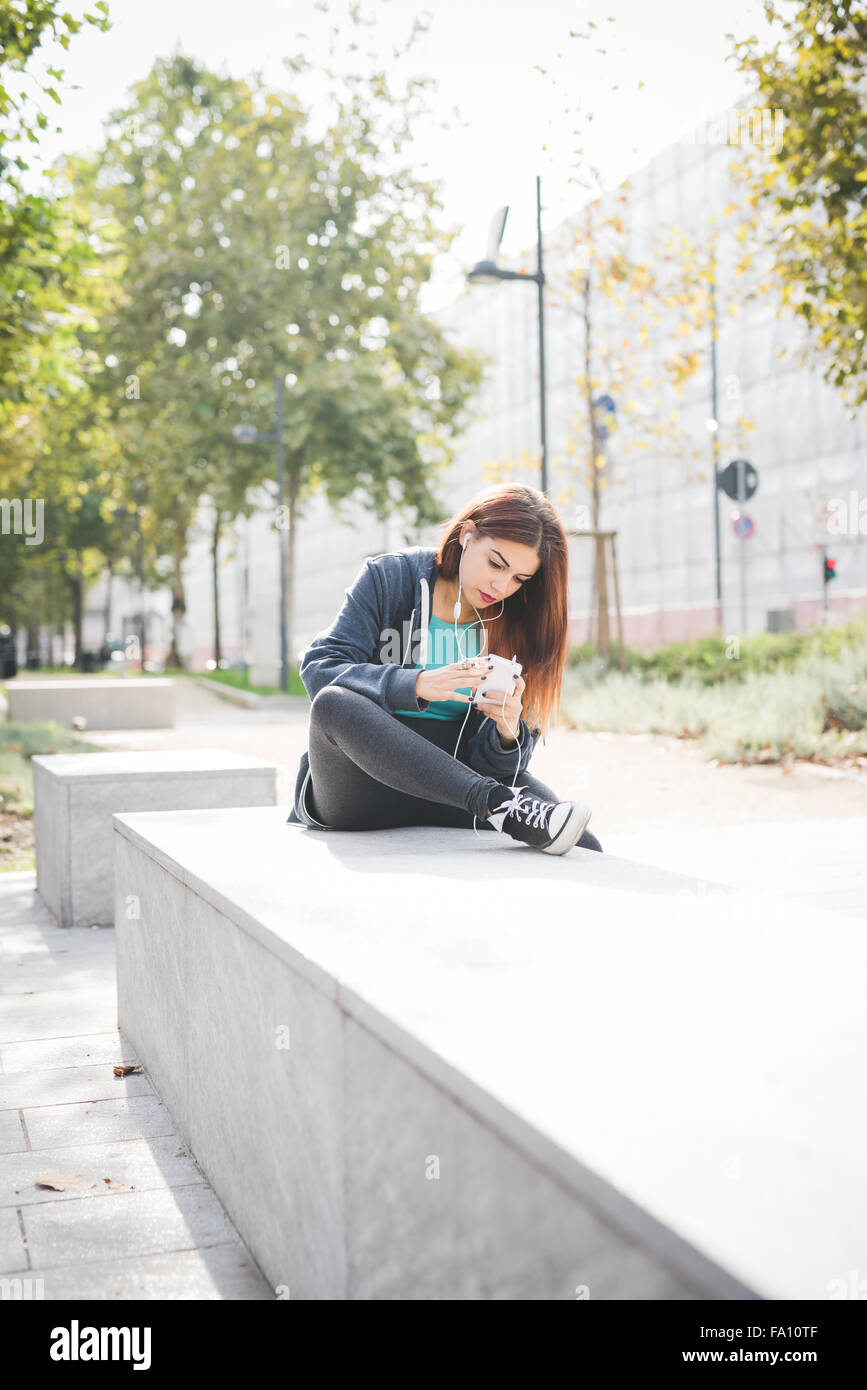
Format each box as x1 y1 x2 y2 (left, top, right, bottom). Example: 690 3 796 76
287 483 602 855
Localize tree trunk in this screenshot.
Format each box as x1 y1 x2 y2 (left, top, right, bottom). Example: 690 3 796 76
582 263 610 657
284 465 301 688
595 535 610 658
67 565 84 670
212 509 222 667
102 557 113 639
168 540 187 669
580 237 611 660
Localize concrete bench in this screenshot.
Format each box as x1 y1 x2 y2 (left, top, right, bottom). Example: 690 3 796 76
111 804 867 1300
34 750 276 928
6 677 175 729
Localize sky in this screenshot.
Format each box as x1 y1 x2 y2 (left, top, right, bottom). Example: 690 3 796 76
18 0 777 311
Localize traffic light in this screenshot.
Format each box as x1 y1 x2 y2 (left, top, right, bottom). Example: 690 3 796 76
823 556 837 583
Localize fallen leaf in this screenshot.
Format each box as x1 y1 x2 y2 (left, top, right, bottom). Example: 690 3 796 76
35 1170 97 1193
113 1064 142 1076
102 1178 135 1191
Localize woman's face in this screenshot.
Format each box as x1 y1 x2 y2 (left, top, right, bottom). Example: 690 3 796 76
460 528 541 607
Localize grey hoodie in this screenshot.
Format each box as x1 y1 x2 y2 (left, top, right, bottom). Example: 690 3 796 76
287 545 542 828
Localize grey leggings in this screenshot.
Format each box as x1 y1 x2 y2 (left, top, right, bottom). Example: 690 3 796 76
306 685 602 851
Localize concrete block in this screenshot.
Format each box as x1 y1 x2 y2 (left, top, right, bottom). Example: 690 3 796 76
6 677 176 730
33 749 277 928
113 834 343 1299
110 805 867 1299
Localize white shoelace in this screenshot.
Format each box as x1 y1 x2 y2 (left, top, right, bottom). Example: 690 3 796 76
490 785 553 832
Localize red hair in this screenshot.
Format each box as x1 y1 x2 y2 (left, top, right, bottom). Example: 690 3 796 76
434 483 569 737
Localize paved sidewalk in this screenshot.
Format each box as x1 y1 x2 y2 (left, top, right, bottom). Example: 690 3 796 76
0 871 272 1300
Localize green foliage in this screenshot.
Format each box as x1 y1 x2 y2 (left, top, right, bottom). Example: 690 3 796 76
561 617 867 764
731 0 867 406
43 31 485 662
0 719 100 758
0 0 110 394
0 715 100 817
198 668 306 698
567 614 867 685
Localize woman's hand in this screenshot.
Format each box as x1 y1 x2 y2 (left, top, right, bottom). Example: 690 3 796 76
415 657 494 706
415 659 525 746
474 670 525 746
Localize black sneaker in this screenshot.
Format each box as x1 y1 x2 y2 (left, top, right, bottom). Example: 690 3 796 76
486 785 592 856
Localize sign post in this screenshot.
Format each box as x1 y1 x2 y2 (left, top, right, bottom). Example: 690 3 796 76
719 460 759 636
731 511 756 632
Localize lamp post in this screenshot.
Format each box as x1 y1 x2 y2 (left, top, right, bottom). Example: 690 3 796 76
233 371 289 693
708 261 723 630
468 175 549 495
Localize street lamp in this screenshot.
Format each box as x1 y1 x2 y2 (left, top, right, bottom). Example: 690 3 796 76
467 175 549 495
233 371 289 693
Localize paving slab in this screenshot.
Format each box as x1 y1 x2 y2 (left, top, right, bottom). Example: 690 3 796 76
20 1185 241 1270
0 1206 27 1273
0 1031 139 1075
0 1134 205 1208
0 989 119 1043
0 1111 27 1156
23 1095 182 1150
0 1062 155 1110
22 1244 273 1300
0 872 272 1300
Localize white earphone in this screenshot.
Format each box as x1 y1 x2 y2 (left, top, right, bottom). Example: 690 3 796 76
454 531 502 640
447 530 523 818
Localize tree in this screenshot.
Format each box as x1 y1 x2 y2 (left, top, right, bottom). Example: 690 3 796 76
0 0 110 396
63 22 485 671
729 0 867 408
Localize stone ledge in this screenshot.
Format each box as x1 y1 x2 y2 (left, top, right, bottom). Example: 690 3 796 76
193 677 261 709
35 751 276 928
7 678 175 730
111 804 865 1299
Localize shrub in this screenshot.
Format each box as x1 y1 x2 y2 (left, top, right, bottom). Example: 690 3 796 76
561 617 867 765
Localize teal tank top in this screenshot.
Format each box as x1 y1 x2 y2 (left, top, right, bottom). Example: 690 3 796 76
394 615 484 720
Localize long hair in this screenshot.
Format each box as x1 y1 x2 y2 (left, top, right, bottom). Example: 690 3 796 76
434 483 569 738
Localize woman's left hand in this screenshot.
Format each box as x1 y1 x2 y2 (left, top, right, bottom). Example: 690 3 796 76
474 671 525 746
